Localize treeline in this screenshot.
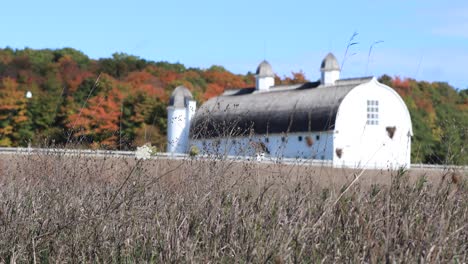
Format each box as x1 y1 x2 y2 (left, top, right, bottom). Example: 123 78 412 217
379 76 467 165
0 48 306 149
0 47 466 164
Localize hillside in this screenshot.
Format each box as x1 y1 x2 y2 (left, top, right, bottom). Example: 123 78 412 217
0 47 466 164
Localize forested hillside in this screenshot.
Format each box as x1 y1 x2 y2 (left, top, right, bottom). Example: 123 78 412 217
379 76 467 164
0 47 466 164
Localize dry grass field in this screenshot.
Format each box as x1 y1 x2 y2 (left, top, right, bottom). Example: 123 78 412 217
0 152 466 263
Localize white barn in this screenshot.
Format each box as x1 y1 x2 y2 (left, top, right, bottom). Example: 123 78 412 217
167 53 413 169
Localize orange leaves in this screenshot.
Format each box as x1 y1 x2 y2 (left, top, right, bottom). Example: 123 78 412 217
58 55 94 93
201 68 248 100
392 76 411 97
393 76 410 89
415 99 431 111
203 83 224 101
203 70 247 90
0 77 29 146
0 78 26 113
67 88 123 147
281 71 306 85
125 71 166 101
125 71 155 85
147 66 179 86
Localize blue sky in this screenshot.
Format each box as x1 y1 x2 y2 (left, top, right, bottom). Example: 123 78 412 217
1 0 467 89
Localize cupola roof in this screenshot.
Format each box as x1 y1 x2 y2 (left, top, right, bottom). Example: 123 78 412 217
320 53 340 72
256 60 275 77
169 86 193 108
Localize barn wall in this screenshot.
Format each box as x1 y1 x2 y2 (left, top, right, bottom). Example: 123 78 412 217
333 78 412 169
190 132 334 160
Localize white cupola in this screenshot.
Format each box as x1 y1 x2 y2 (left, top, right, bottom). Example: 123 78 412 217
255 60 275 92
320 53 340 85
167 86 196 153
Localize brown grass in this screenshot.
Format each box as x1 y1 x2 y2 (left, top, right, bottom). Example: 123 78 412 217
0 152 466 263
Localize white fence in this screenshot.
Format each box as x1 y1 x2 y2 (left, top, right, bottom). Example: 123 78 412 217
0 147 465 171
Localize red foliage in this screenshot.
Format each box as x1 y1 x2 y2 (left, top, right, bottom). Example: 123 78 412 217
146 67 179 86
415 98 434 113
203 70 247 89
125 71 166 100
67 88 123 147
203 83 224 100
282 71 307 85
58 56 94 93
392 76 411 96
201 69 248 100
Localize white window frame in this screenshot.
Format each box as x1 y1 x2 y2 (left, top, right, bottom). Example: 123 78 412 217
366 100 379 125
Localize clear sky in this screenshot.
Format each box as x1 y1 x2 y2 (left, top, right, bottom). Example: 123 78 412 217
1 0 467 89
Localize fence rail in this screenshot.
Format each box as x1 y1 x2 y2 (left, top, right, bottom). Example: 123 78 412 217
0 147 465 171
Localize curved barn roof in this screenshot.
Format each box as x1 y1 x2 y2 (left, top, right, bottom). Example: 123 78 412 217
190 77 373 139
168 86 193 109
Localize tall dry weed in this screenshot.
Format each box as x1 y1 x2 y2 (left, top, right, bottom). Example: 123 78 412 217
0 151 466 263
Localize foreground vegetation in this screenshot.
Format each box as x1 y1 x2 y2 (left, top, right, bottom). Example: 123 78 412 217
0 153 466 263
0 47 467 164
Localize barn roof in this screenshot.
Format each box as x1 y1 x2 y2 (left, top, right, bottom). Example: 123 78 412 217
190 77 373 139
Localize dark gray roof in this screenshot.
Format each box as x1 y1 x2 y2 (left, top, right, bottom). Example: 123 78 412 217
320 53 340 72
190 77 373 139
256 60 275 77
168 86 193 109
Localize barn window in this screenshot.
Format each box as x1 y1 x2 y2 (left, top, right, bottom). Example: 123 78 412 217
366 100 379 125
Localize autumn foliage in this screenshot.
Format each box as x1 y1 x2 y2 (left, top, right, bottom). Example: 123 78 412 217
0 48 257 150
379 75 467 164
0 77 30 146
0 48 466 164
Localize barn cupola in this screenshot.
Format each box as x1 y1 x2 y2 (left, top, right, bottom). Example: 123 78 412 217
255 60 275 92
320 53 340 85
167 86 196 153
